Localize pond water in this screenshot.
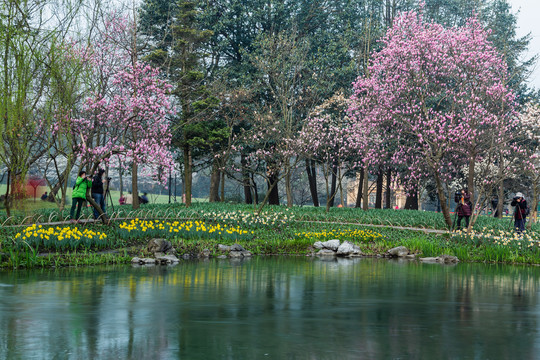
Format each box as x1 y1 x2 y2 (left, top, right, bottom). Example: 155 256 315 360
0 257 539 359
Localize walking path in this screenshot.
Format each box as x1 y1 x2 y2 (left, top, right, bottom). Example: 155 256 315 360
301 220 449 234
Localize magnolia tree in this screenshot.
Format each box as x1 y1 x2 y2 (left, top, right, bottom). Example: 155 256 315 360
301 92 379 212
231 112 302 213
350 9 517 228
519 103 540 226
48 14 175 217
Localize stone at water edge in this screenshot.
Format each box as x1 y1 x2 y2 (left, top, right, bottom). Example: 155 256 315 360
230 243 246 251
313 241 324 249
439 254 459 263
321 239 341 251
156 254 180 264
336 241 362 256
218 244 231 252
317 249 337 256
229 251 244 258
419 255 459 264
139 258 157 264
147 239 173 254
131 257 141 264
200 249 211 258
387 246 409 257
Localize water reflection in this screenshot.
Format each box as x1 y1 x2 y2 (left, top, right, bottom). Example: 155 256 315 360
0 258 539 359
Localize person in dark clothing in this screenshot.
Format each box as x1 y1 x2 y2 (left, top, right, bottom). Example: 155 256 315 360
491 196 499 217
91 169 106 220
41 192 48 201
511 192 528 234
140 192 149 204
456 188 472 231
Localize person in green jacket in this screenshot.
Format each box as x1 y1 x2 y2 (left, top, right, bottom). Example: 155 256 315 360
70 170 92 222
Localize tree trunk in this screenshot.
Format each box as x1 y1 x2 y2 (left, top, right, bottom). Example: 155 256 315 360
47 164 71 203
132 162 140 210
183 145 192 207
362 164 369 211
375 167 383 209
355 169 364 208
243 176 253 204
306 159 319 207
329 161 338 208
385 169 392 209
325 173 339 213
468 155 475 202
4 169 11 217
338 167 344 207
119 164 124 197
497 176 504 220
404 189 418 210
257 177 279 214
220 171 225 202
252 173 258 204
434 173 453 228
528 180 538 229
268 170 279 205
241 155 253 204
85 186 109 225
285 171 293 207
209 160 220 202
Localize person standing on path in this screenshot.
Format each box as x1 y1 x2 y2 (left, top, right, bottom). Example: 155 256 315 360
70 171 92 222
91 169 106 220
511 192 528 234
456 188 472 231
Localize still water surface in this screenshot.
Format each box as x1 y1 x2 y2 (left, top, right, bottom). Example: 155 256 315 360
0 257 539 359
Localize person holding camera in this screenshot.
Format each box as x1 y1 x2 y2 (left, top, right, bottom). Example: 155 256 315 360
70 170 92 222
91 169 106 220
455 188 472 230
511 192 529 233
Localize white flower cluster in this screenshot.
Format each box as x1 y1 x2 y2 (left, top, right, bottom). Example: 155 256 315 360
194 209 295 228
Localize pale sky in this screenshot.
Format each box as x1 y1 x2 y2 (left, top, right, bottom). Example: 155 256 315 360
507 0 540 90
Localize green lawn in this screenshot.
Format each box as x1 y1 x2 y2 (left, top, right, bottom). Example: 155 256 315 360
0 183 191 217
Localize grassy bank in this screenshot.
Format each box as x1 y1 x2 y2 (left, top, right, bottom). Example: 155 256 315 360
0 203 539 269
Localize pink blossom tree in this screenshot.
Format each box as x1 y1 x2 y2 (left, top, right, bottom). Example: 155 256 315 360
48 13 175 217
301 92 379 212
519 103 540 226
350 9 517 228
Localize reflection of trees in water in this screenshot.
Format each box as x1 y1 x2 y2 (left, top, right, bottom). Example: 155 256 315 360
0 260 539 359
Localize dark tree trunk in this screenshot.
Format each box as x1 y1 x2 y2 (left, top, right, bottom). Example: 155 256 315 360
355 169 364 208
244 180 253 204
404 189 418 210
497 182 504 219
385 168 392 209
209 160 220 202
329 161 338 207
268 171 279 205
4 169 11 217
241 154 252 204
251 173 258 204
306 159 319 207
183 145 192 207
220 172 225 202
132 163 140 210
375 167 383 209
